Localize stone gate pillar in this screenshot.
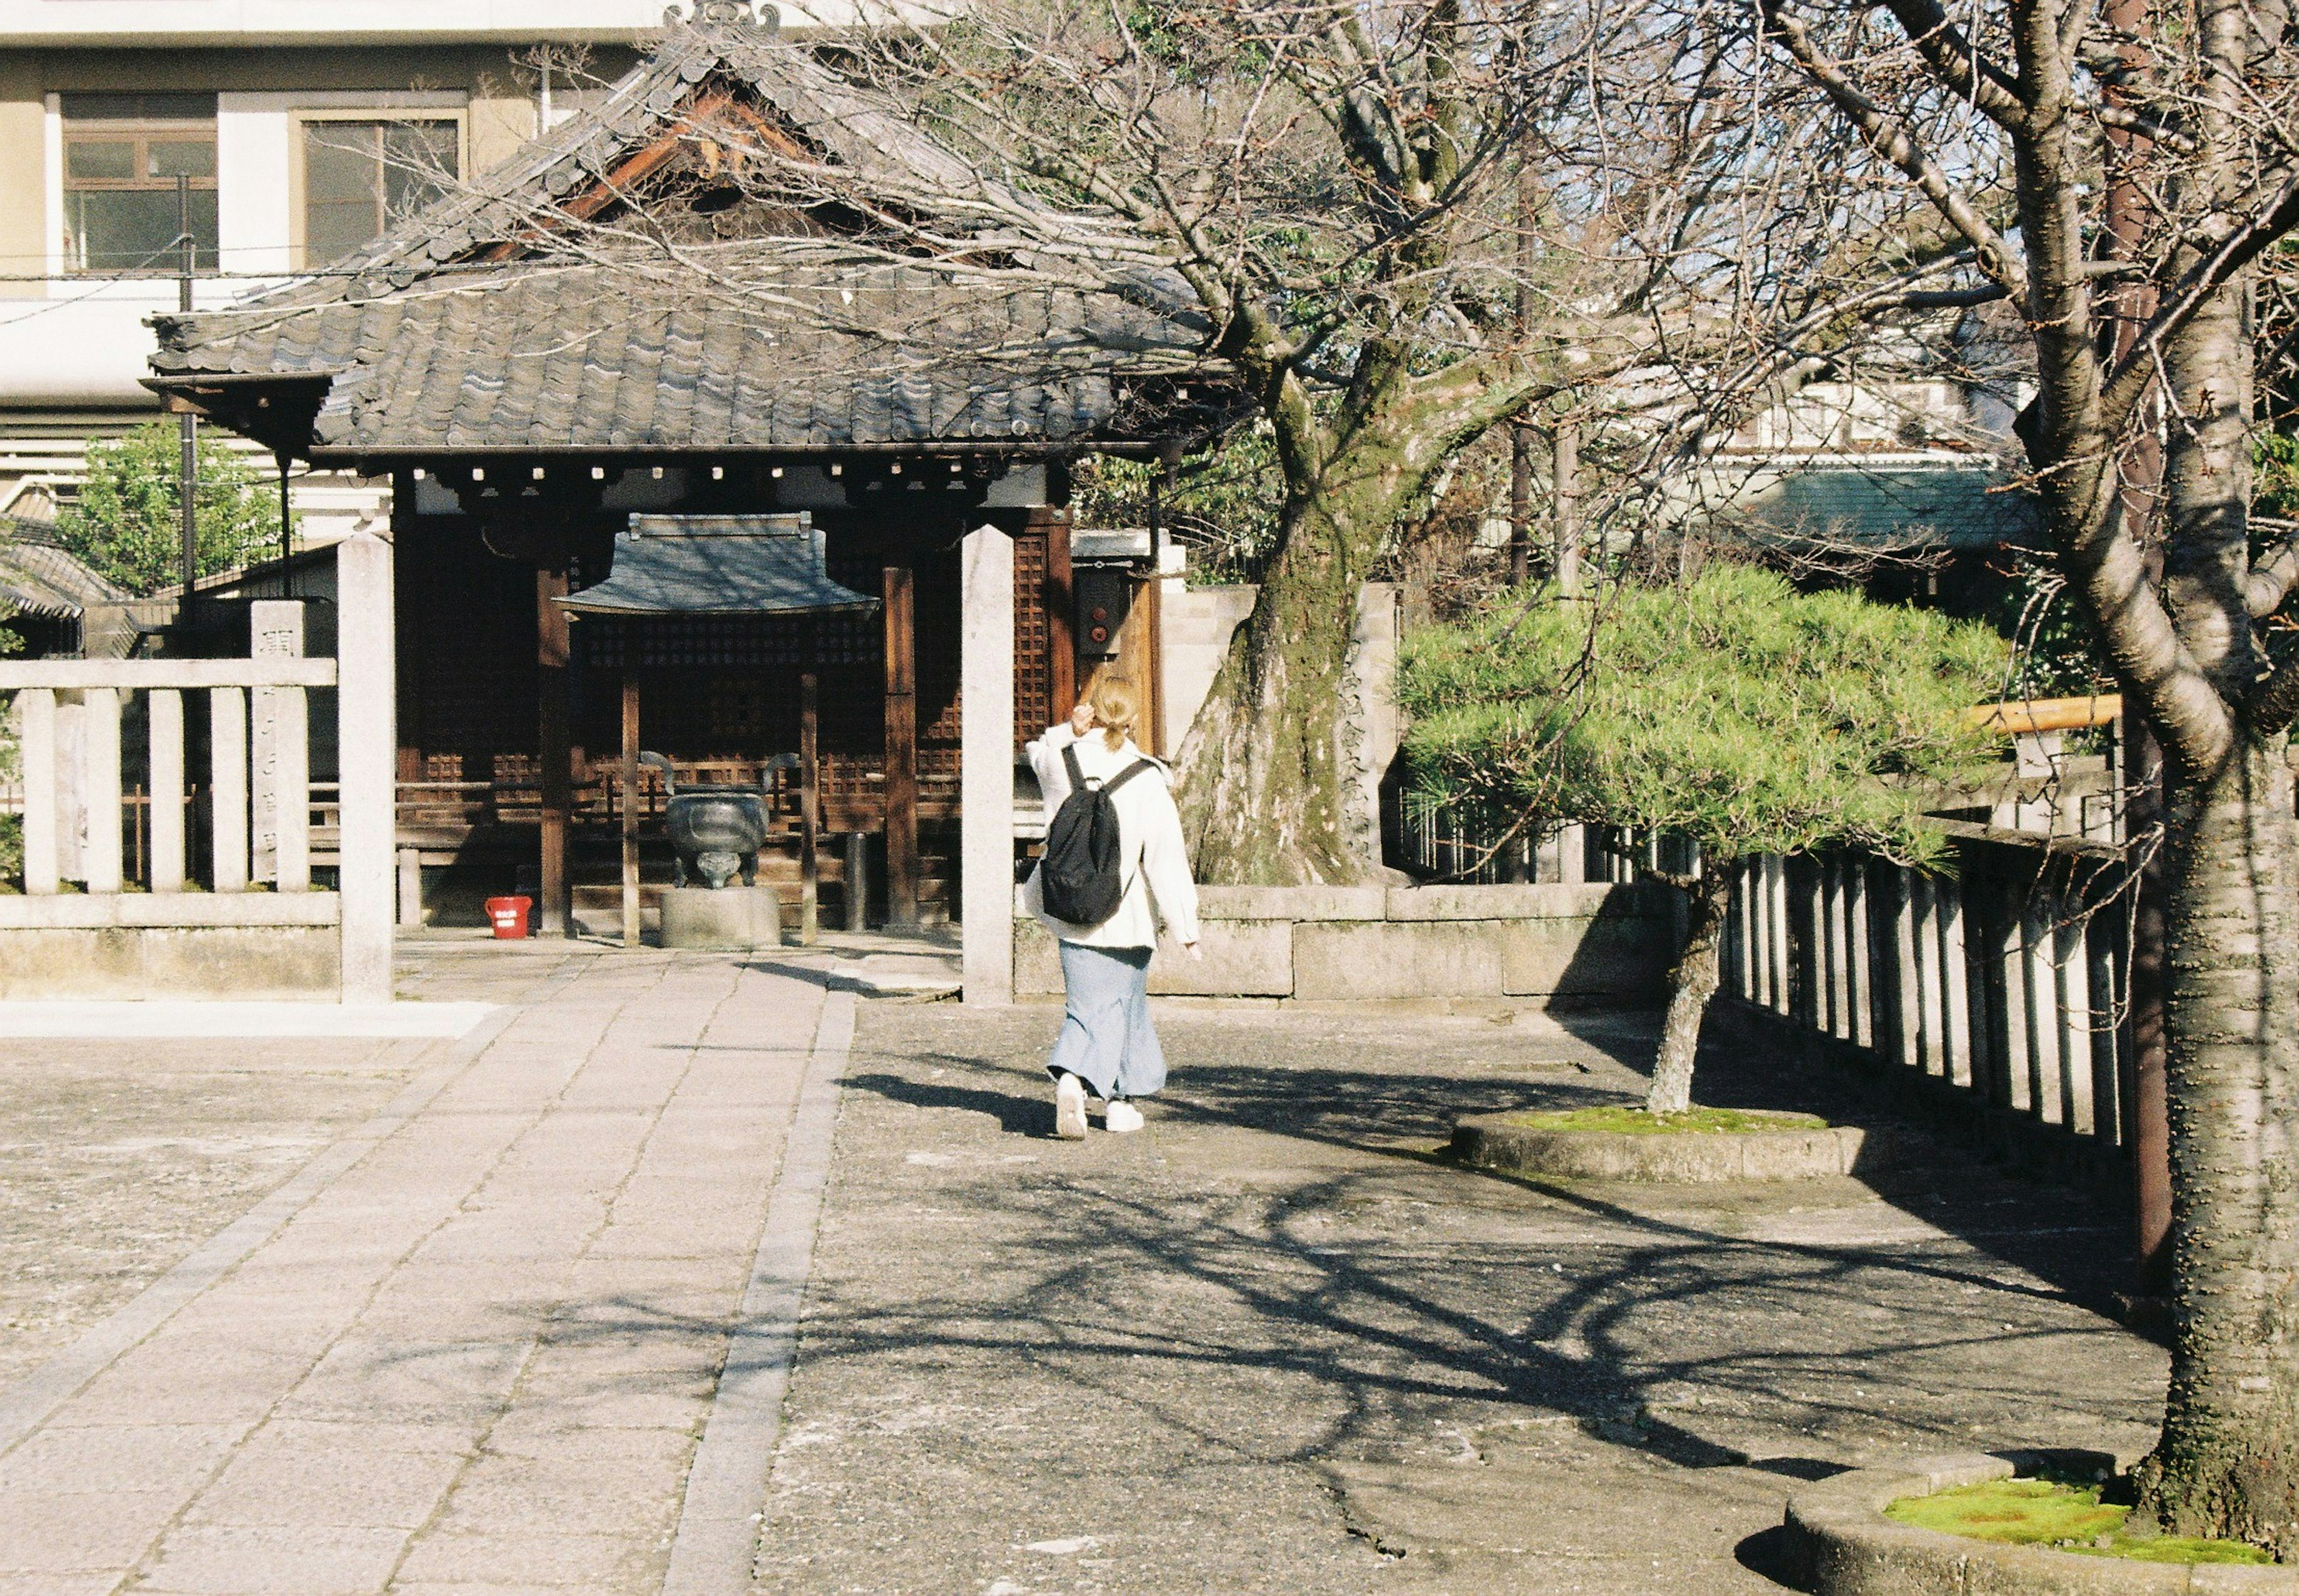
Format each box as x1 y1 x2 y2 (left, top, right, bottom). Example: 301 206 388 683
336 532 396 1003
960 524 1015 1006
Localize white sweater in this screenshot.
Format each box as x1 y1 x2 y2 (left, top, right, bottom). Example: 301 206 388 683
1022 723 1202 949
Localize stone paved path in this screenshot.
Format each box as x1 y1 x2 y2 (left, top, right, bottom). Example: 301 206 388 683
0 950 2170 1596
0 940 832 1596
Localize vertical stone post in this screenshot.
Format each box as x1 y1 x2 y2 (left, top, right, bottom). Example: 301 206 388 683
249 600 304 885
398 848 423 929
960 525 1015 1006
20 688 56 894
210 687 249 892
55 693 86 884
337 532 397 1003
148 688 186 893
81 688 122 894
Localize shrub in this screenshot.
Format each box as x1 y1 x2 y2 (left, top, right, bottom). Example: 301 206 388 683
1399 565 2005 1112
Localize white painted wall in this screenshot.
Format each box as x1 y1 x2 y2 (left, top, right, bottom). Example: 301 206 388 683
218 89 469 277
0 1 858 44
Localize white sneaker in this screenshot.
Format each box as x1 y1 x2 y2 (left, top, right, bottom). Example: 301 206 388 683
1105 1099 1145 1134
1054 1073 1088 1139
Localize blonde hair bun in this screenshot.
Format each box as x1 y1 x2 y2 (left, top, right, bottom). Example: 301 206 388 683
1085 676 1139 750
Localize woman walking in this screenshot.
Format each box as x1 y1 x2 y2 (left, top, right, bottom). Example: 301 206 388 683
1023 675 1199 1138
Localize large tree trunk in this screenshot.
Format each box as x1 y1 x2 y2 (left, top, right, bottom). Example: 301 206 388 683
2134 738 2299 1554
1646 869 1733 1117
1175 491 1377 884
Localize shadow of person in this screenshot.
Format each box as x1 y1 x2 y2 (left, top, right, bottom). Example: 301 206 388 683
843 1070 1051 1137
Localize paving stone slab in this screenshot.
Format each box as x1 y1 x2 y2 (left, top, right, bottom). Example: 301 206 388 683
0 948 827 1596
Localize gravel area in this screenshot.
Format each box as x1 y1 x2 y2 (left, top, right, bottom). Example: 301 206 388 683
0 1036 434 1394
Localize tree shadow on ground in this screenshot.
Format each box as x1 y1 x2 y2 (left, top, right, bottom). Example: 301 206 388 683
829 1027 2157 1522
1535 1008 2142 1321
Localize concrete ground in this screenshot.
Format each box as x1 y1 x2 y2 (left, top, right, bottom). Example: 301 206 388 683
765 1000 2164 1596
0 939 2166 1595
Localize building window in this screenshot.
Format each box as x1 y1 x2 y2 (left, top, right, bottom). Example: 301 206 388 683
60 93 218 275
301 118 461 266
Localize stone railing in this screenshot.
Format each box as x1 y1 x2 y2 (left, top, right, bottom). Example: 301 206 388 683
0 532 395 1002
1720 820 2136 1187
1015 881 1681 1002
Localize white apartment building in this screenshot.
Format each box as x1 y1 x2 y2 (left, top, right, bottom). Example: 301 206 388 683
0 2 828 536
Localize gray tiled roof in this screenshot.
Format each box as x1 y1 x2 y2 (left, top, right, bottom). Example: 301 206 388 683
559 514 881 615
146 13 1216 459
1744 465 2040 550
0 523 131 620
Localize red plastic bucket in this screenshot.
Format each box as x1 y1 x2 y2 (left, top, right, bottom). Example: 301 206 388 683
485 896 533 939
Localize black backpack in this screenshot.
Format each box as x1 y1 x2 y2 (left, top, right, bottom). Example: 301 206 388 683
1039 743 1155 925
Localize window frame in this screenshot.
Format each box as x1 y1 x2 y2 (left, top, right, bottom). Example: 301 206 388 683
58 105 219 277
289 108 468 272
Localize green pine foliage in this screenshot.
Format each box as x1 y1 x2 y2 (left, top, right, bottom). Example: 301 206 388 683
1397 565 2007 867
57 423 280 595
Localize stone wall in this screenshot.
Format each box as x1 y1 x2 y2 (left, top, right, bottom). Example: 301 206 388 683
1015 882 1679 1002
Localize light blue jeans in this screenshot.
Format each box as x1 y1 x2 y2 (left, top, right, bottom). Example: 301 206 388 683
1045 940 1166 1101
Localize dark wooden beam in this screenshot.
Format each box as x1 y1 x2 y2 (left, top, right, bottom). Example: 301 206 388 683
882 564 919 931
621 670 641 949
799 670 819 946
538 567 572 937
1042 508 1076 726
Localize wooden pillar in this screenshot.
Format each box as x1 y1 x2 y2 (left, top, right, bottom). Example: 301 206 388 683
1043 509 1076 724
799 672 820 945
620 671 640 949
538 567 572 937
882 563 919 931
844 829 867 933
1140 562 1166 758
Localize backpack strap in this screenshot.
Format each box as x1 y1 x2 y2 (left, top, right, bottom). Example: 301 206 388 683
1101 759 1157 796
1061 741 1088 790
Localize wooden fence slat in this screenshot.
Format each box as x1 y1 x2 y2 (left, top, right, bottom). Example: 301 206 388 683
149 688 184 893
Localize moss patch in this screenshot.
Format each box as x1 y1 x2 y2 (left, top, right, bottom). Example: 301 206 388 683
1885 1478 2272 1565
1500 1106 1826 1136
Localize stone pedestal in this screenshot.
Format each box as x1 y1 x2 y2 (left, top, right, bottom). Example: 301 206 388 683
660 887 784 951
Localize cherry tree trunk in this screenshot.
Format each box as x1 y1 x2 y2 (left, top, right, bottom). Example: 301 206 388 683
1175 494 1370 884
2134 739 2299 1554
1646 869 1733 1117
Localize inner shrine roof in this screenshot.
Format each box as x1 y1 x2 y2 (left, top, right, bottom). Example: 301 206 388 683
556 515 881 617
